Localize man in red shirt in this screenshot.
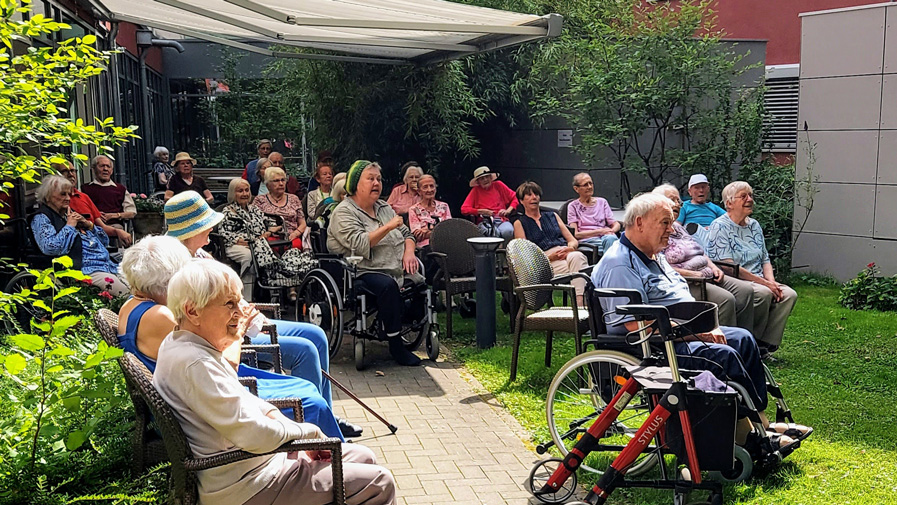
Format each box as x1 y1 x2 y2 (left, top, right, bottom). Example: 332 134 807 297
54 161 132 246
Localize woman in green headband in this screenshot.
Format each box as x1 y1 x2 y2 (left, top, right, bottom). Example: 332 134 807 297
327 161 424 366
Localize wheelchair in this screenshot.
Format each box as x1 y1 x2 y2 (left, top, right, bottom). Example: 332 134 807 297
528 287 810 505
296 222 440 370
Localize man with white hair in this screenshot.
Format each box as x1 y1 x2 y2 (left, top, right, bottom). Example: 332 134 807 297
678 174 726 228
155 259 396 505
242 139 274 196
80 155 137 230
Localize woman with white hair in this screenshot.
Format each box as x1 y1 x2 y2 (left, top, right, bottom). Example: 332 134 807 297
706 181 797 358
31 175 129 295
252 157 272 196
652 183 754 330
152 146 172 190
154 259 396 505
117 236 343 440
253 166 307 250
386 161 423 215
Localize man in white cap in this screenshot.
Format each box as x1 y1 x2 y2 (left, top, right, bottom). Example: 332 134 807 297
677 174 726 228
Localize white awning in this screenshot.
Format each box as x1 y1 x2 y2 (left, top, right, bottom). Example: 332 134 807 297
92 0 562 65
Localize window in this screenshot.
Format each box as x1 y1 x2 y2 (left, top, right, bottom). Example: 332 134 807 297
763 64 799 153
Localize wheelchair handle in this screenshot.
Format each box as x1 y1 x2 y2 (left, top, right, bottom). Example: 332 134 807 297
615 304 674 339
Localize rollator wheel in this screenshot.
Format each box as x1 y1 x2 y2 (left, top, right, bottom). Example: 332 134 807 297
527 458 577 504
298 271 344 359
354 338 365 371
425 326 440 361
708 445 753 483
546 350 660 476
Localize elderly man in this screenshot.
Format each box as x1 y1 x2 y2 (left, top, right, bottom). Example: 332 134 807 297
80 155 137 230
53 161 132 247
155 260 396 505
590 192 769 423
242 139 274 196
677 174 726 228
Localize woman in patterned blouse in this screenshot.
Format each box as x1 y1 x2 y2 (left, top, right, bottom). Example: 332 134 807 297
408 174 451 284
252 167 307 250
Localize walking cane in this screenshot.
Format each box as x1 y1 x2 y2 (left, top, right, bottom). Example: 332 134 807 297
323 369 398 434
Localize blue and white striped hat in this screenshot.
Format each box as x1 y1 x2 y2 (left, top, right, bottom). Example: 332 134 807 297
164 191 223 240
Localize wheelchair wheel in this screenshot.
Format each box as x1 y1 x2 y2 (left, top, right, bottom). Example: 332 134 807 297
401 320 426 351
298 270 344 359
546 350 659 476
425 325 440 361
2 271 43 335
527 458 577 504
354 338 365 371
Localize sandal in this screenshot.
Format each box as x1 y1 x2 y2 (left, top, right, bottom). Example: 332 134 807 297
768 422 813 442
767 433 800 455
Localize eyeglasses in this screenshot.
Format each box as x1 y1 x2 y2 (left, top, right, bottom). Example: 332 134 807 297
270 178 286 184
575 182 594 187
735 193 753 201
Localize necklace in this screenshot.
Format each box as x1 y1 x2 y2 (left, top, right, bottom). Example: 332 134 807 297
133 294 153 302
269 194 287 207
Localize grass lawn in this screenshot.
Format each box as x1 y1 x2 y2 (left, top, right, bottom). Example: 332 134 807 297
442 282 897 504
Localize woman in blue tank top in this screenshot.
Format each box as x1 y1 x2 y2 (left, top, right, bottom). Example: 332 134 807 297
117 236 343 440
512 181 589 307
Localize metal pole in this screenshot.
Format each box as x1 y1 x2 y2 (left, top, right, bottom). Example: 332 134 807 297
467 237 504 349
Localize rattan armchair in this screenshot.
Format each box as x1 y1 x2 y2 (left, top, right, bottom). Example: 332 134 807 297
119 352 345 505
506 239 591 382
429 218 516 338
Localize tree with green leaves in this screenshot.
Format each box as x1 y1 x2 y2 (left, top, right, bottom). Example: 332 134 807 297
0 0 137 219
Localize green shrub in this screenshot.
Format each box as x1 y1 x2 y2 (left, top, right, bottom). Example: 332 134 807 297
839 263 897 311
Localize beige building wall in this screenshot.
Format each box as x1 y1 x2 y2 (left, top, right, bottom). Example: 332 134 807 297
794 3 897 280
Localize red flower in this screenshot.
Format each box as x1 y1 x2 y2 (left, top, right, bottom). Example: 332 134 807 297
98 291 113 300
868 262 876 269
104 277 114 284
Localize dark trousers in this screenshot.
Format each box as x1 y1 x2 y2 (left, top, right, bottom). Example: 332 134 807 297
675 326 768 411
355 272 426 335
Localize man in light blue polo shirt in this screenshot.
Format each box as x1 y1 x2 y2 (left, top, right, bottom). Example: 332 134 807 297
677 174 725 228
591 193 768 414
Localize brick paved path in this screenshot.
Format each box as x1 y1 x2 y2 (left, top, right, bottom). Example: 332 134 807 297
329 341 566 505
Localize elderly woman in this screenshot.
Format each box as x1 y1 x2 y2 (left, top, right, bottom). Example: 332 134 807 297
461 166 517 239
652 184 754 330
253 166 307 250
306 164 334 221
118 236 343 440
327 160 424 366
706 181 798 357
31 175 129 296
567 172 620 254
513 181 588 306
409 174 451 284
152 146 172 191
252 157 272 196
154 260 396 505
220 179 317 300
314 174 347 230
164 191 361 438
386 162 422 216
164 152 213 204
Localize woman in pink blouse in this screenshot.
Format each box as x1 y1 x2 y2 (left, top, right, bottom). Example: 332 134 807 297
409 174 451 283
566 172 620 254
252 166 307 250
386 161 423 215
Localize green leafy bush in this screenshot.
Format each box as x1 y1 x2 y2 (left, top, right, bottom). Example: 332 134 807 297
839 263 897 312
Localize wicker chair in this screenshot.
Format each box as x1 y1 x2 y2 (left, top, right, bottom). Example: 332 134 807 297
505 239 591 382
119 352 345 505
428 218 515 338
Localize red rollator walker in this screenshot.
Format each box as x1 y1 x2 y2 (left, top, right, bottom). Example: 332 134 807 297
527 299 803 505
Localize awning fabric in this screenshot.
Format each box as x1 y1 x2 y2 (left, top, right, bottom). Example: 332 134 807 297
93 0 562 65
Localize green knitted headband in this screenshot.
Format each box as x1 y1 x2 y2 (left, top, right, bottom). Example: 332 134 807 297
346 159 372 196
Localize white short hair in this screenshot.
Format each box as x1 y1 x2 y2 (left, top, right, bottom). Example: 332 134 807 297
722 181 753 209
227 177 250 204
623 193 673 228
403 165 423 184
652 183 679 200
331 177 348 202
120 236 192 298
153 146 169 158
264 166 286 184
35 175 73 204
167 259 242 322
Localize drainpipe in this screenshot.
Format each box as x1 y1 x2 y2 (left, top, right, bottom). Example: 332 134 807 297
137 29 184 192
107 22 125 183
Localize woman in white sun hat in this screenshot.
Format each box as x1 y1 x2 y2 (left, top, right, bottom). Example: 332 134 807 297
460 166 517 239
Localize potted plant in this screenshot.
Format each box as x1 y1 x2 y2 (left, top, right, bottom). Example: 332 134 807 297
131 193 165 236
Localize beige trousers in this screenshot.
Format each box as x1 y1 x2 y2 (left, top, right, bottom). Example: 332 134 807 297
243 443 396 505
750 282 797 347
544 246 589 297
690 275 755 331
88 271 130 296
225 244 255 301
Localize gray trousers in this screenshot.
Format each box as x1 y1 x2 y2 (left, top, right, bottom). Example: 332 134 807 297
244 443 396 505
750 282 797 347
688 275 753 330
225 244 255 301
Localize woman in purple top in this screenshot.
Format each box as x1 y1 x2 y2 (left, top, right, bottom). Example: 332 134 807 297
566 173 620 254
653 184 755 332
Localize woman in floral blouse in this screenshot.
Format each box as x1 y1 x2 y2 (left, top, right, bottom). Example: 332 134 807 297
221 179 316 300
408 174 451 283
252 167 307 250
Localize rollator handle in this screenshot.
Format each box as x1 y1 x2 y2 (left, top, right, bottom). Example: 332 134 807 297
593 288 643 305
615 304 674 339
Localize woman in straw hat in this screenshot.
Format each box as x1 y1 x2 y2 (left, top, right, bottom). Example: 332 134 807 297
163 151 213 204
164 190 363 439
460 166 517 239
